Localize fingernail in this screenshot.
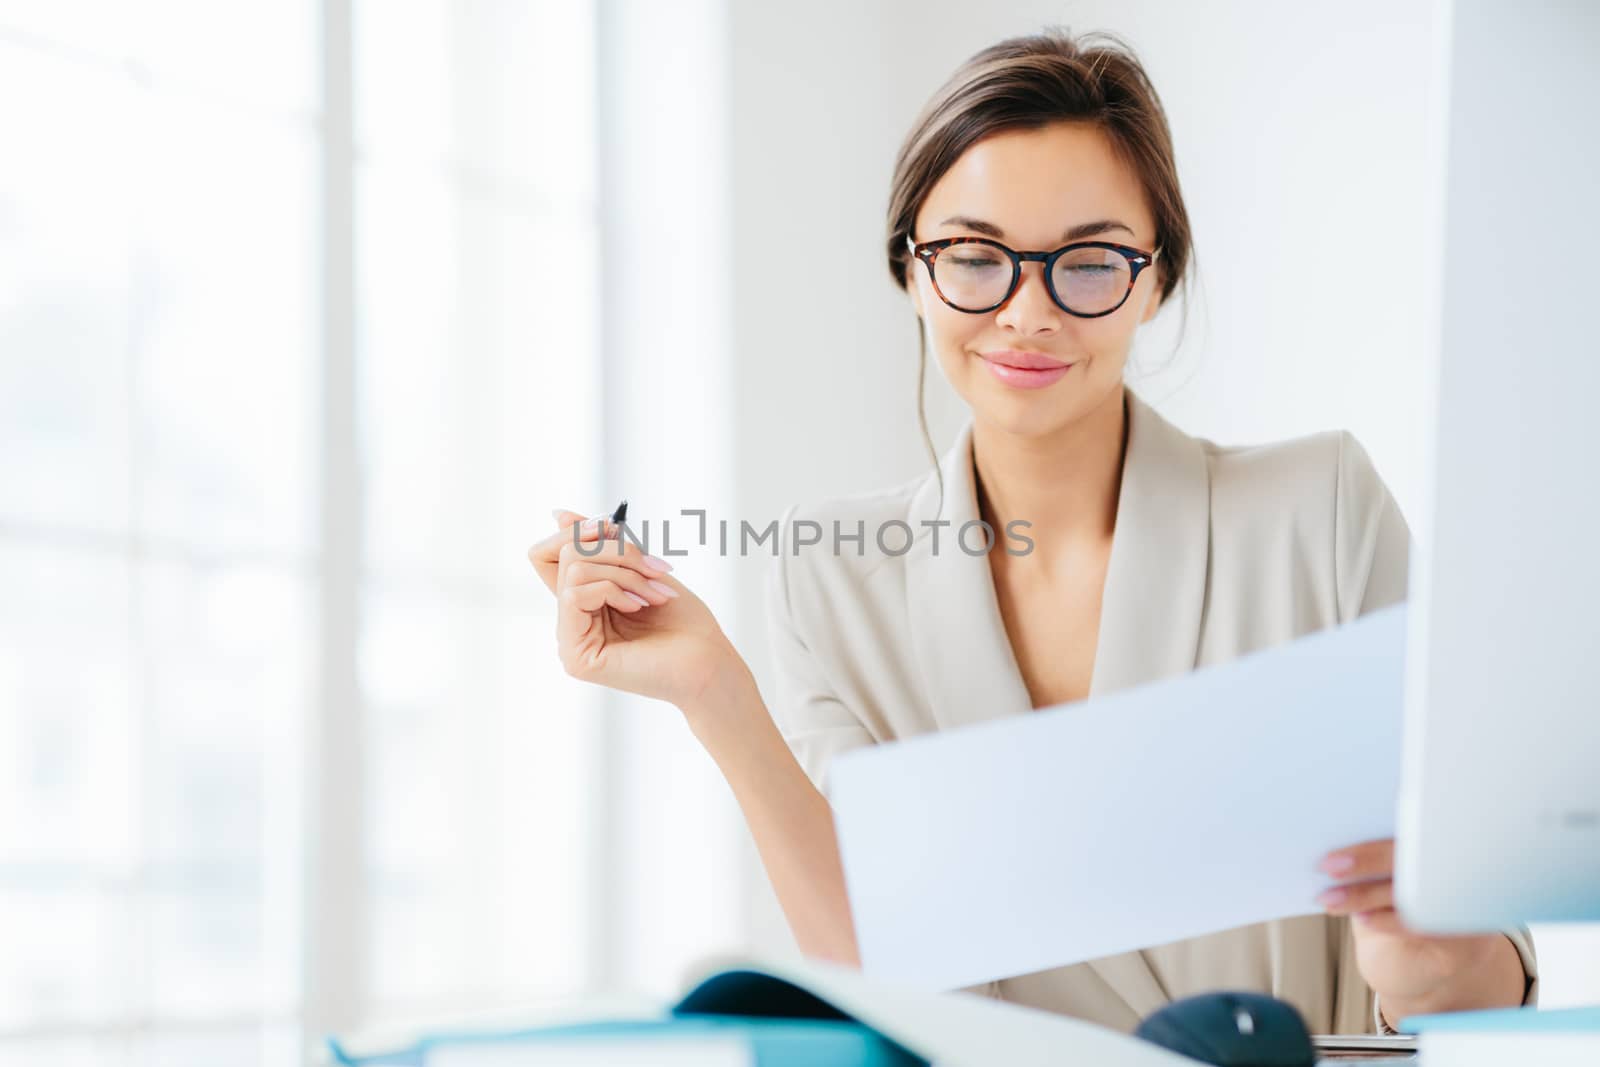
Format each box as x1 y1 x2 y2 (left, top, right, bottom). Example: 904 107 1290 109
646 579 678 599
1318 887 1347 907
625 591 650 607
581 517 602 533
642 554 673 573
551 508 566 523
1320 854 1355 875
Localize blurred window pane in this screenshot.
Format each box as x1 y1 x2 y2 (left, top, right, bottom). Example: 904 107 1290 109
0 2 319 117
140 560 310 1019
0 0 601 1057
0 545 136 875
0 2 318 1053
353 0 604 1017
133 97 319 558
354 0 597 202
360 588 598 1008
0 45 134 535
356 169 602 583
0 888 137 1029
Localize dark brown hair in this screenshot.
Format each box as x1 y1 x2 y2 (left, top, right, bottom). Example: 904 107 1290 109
886 27 1196 510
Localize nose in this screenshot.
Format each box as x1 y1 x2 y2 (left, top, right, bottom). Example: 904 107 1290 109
995 260 1062 333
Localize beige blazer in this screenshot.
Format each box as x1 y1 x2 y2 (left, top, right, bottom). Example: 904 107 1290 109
763 386 1537 1034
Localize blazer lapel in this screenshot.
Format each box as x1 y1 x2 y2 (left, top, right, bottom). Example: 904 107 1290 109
903 418 1035 734
1089 387 1212 699
903 387 1213 1020
1078 389 1212 1020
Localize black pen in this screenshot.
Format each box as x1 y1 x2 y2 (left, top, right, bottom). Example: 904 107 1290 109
608 499 628 531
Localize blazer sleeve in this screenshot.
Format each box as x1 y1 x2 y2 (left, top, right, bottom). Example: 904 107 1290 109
764 504 876 801
764 506 1005 1002
1333 430 1412 620
1334 433 1541 1031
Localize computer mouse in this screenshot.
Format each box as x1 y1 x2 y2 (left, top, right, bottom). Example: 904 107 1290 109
1134 990 1317 1067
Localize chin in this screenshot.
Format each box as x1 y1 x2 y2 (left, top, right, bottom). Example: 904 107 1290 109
980 378 1120 439
968 387 1078 438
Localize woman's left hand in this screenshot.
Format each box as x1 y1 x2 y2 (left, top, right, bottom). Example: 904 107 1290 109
1317 837 1523 1024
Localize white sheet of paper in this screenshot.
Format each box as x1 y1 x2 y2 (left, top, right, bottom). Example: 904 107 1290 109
829 603 1407 991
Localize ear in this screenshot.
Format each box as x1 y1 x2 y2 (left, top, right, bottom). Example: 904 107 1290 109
907 266 925 319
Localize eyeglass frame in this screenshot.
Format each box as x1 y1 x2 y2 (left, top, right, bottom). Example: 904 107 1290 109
905 233 1161 318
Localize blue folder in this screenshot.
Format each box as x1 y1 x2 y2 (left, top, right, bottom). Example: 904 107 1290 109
325 968 926 1067
1400 1004 1600 1034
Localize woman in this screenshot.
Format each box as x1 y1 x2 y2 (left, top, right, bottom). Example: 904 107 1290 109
530 28 1535 1035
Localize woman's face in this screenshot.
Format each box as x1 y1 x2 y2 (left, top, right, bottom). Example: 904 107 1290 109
908 121 1164 438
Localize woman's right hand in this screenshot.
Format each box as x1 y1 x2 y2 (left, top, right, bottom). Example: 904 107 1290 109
529 509 742 709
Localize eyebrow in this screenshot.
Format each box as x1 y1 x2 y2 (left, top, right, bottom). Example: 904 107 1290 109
936 215 1136 243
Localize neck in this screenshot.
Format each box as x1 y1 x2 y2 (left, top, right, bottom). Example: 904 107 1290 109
971 385 1128 557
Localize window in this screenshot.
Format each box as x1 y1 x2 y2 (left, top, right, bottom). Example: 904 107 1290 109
0 2 602 1061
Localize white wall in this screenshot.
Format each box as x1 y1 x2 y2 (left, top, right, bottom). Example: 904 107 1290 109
705 0 1599 1006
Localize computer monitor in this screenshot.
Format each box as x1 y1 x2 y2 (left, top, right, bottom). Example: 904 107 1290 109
1394 0 1600 930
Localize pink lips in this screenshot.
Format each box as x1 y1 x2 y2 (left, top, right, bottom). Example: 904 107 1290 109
980 349 1075 390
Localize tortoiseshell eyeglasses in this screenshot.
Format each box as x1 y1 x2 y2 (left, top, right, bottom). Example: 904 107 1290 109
905 233 1161 318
